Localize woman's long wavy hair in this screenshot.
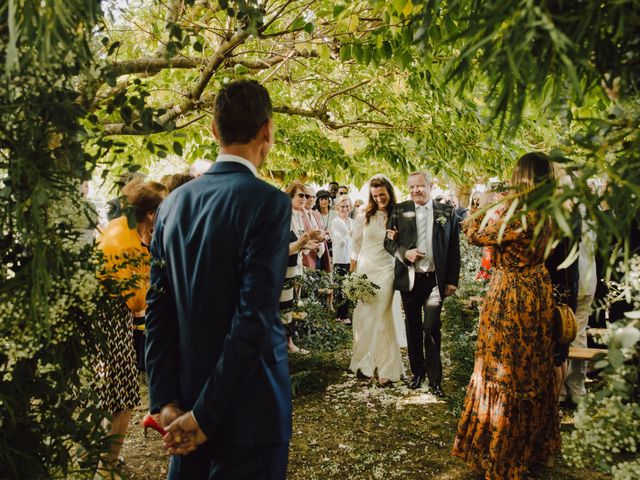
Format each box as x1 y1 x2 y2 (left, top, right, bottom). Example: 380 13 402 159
365 175 396 224
510 152 556 237
511 152 555 192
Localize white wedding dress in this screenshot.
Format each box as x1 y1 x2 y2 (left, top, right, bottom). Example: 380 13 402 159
349 211 405 381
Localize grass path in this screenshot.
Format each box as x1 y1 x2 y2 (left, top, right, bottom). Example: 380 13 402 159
121 348 609 479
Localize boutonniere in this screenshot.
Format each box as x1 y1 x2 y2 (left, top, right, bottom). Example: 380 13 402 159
436 214 448 227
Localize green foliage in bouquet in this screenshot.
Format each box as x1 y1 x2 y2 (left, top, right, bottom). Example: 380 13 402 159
563 255 640 479
342 273 380 304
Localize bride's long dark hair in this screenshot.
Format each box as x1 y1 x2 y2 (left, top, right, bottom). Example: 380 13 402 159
365 175 396 225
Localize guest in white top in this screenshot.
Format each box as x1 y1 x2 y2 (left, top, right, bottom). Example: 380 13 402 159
564 216 597 403
330 194 354 323
314 190 337 237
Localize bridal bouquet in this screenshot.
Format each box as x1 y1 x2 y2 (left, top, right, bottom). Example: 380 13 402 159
342 273 380 304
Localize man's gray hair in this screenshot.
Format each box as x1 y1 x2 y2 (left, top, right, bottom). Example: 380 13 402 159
408 170 433 184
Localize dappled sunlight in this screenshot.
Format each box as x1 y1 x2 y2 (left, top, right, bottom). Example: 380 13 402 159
397 392 445 407
324 374 446 410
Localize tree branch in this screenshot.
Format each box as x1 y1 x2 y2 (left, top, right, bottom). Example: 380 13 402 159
322 79 372 104
272 105 399 131
110 48 318 77
260 0 297 34
111 56 204 76
102 29 250 135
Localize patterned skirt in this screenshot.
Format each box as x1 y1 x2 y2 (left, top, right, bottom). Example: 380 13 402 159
94 297 141 413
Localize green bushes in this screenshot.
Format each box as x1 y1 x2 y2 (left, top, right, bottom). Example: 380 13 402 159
563 255 640 479
441 240 486 412
1 3 111 477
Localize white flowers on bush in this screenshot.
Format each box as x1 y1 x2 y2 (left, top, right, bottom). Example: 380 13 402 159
564 393 640 471
611 459 640 480
614 325 640 349
563 254 640 474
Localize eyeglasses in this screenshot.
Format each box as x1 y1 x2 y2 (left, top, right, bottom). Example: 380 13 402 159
296 192 306 199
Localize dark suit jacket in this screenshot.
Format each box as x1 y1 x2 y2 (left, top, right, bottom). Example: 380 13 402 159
145 161 292 448
384 200 461 297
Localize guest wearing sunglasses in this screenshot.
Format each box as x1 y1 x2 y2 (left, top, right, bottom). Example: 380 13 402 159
282 181 323 353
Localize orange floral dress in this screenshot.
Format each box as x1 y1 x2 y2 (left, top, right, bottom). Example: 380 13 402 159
452 208 560 479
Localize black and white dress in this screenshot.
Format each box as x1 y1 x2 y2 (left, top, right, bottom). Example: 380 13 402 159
279 231 301 329
94 296 141 413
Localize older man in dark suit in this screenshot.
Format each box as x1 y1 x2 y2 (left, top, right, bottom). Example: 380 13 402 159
384 171 461 395
145 80 292 479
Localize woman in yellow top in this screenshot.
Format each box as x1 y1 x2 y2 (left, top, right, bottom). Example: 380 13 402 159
96 180 165 478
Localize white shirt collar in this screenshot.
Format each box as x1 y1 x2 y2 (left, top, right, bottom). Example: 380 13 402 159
414 199 433 210
216 153 258 177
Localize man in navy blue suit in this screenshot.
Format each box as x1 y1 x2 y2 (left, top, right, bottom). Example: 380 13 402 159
145 80 292 479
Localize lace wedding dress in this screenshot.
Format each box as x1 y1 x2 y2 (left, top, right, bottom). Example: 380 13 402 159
349 210 404 381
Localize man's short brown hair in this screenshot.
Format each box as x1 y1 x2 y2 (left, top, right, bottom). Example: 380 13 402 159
213 79 272 145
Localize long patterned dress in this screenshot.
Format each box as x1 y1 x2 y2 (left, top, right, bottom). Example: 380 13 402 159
279 230 301 325
452 209 560 479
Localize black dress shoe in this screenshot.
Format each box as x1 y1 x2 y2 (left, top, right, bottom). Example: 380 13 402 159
409 374 425 390
559 398 578 410
430 384 446 398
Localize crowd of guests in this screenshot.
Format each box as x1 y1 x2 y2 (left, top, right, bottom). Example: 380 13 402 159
87 79 634 480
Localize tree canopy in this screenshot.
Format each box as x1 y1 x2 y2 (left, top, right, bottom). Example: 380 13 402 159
88 0 554 186
1 1 639 477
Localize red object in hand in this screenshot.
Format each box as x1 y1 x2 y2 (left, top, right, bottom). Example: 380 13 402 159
477 247 493 281
142 413 167 438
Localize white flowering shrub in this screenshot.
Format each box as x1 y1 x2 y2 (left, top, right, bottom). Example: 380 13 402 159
0 5 117 475
563 255 640 475
611 459 640 480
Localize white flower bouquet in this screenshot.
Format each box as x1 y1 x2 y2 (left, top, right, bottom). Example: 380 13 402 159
341 273 380 304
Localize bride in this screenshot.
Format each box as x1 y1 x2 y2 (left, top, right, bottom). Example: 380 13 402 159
349 175 404 386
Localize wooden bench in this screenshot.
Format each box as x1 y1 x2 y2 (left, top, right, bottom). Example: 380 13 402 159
587 328 608 336
568 346 608 360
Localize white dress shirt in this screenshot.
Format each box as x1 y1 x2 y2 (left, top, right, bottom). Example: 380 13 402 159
330 216 353 264
216 153 258 177
414 199 435 272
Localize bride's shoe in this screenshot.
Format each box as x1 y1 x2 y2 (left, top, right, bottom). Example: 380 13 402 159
378 378 393 388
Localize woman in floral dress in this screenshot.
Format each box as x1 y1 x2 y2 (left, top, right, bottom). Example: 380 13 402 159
452 152 560 479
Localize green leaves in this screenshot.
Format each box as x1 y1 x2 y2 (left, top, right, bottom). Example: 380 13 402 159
339 44 352 61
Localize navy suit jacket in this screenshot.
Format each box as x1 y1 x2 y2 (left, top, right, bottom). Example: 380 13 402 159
145 160 292 448
384 200 461 298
